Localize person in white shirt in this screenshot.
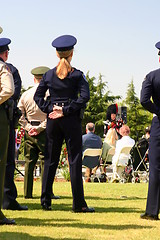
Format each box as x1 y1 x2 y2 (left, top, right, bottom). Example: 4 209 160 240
112 125 135 181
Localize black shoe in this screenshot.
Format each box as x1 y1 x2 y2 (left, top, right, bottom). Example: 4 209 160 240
0 217 16 225
51 193 60 199
4 201 28 211
42 203 52 211
73 207 95 213
140 213 159 220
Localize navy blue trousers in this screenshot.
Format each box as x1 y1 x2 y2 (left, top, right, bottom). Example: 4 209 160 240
146 136 160 216
41 115 87 211
3 121 17 208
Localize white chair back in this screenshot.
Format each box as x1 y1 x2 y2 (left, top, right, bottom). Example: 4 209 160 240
117 146 132 166
82 148 102 160
105 147 115 163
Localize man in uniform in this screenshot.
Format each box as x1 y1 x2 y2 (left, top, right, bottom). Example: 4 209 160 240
0 26 28 211
140 41 160 221
2 63 28 210
18 66 59 199
0 37 15 224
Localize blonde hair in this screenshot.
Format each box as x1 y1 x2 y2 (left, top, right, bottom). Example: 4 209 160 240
104 128 118 147
56 49 73 79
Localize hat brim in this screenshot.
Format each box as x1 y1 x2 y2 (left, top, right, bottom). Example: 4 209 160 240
52 35 77 51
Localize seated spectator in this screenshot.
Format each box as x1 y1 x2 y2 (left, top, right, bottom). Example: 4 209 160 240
102 128 118 164
112 125 135 181
82 122 102 182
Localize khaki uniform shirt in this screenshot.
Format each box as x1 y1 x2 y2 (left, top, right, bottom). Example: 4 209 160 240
0 60 14 105
18 84 47 133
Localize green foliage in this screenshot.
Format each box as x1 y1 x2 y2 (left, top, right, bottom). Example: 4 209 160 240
124 79 152 140
58 142 68 169
82 72 121 137
61 167 70 181
58 142 70 181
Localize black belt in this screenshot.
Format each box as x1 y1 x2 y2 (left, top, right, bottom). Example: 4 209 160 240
54 102 69 107
30 121 41 126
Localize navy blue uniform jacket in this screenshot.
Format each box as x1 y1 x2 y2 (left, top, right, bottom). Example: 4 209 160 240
140 68 160 137
34 67 90 116
7 63 22 108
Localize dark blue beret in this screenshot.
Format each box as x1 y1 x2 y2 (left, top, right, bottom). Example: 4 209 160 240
155 41 160 50
52 35 77 51
0 38 11 53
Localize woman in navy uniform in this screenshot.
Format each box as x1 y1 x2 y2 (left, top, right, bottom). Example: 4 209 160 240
34 35 94 212
140 41 160 221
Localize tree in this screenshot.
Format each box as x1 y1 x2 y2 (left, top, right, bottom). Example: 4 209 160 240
124 79 152 140
82 72 121 137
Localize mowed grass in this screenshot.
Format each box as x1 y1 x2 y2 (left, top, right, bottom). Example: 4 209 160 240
0 180 159 240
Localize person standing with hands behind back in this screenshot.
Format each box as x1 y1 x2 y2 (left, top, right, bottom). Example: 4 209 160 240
34 35 95 213
140 41 160 221
0 36 15 224
18 66 49 199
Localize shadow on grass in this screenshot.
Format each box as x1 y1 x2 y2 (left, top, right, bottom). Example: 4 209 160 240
17 195 41 199
14 217 154 230
85 196 146 201
0 232 84 240
95 206 142 213
18 194 146 200
17 202 71 211
16 201 142 213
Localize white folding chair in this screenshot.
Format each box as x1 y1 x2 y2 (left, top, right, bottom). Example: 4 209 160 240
82 148 102 182
102 147 115 181
82 148 102 158
105 147 115 164
112 146 132 181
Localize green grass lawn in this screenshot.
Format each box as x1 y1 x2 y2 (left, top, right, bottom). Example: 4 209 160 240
0 180 159 240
